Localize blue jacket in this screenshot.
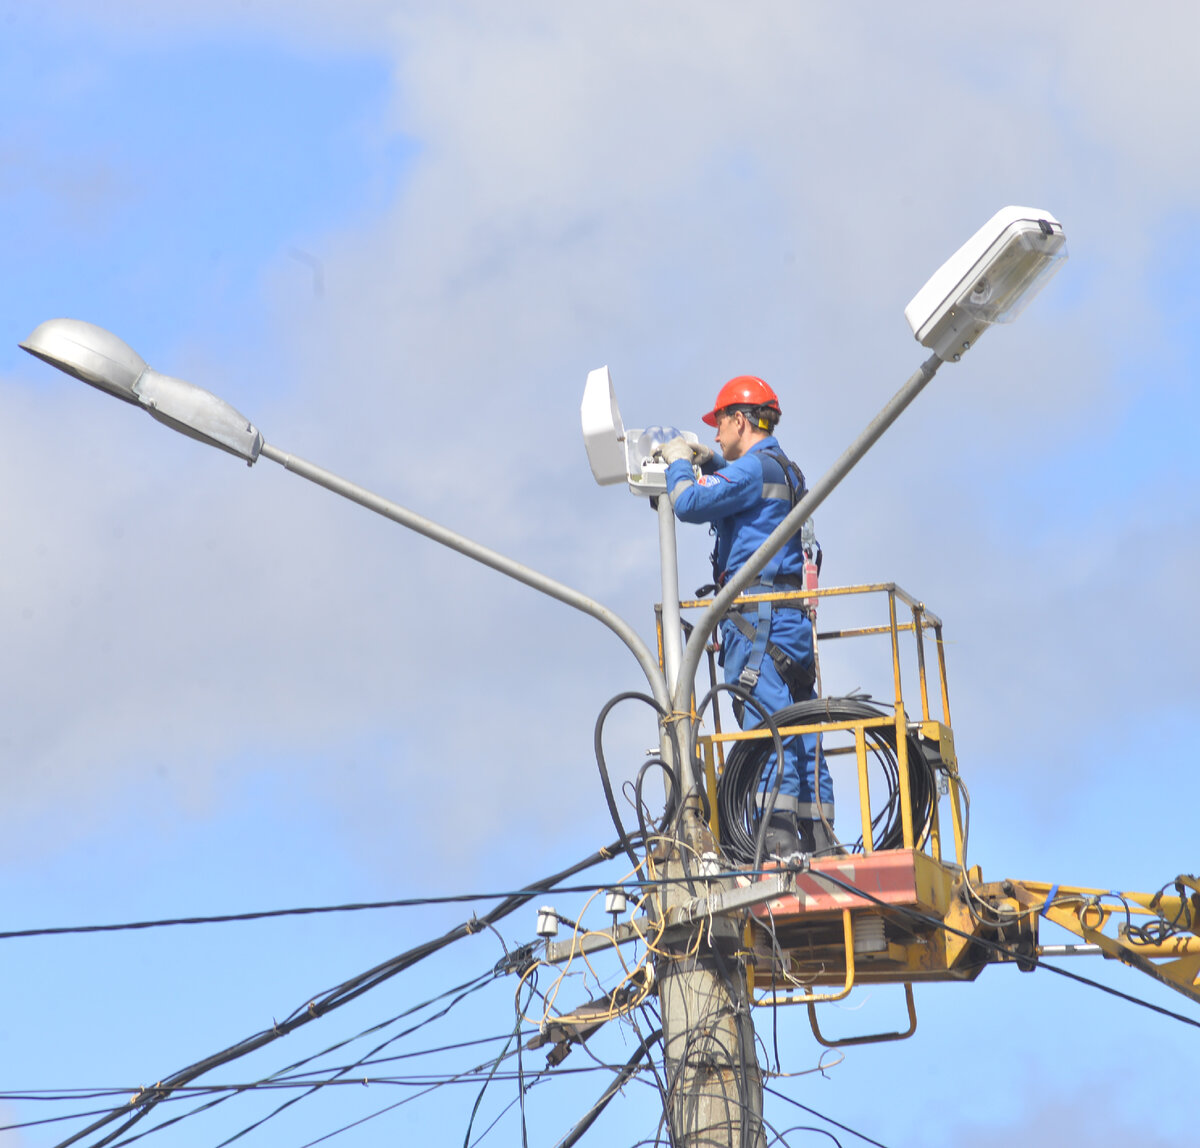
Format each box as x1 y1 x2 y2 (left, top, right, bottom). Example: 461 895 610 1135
666 436 805 585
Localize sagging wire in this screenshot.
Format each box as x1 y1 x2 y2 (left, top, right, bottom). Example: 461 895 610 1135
551 1028 663 1148
210 972 507 1148
0 895 561 943
593 691 683 873
515 963 533 1148
763 1049 845 1081
92 971 507 1148
763 1085 891 1148
766 1123 844 1147
50 840 631 1148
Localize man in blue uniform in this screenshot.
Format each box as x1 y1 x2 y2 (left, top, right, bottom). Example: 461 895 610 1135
660 376 835 857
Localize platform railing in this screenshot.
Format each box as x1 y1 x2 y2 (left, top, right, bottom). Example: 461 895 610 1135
660 582 968 870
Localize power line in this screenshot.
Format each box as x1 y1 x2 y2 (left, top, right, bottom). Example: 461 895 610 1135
6 859 830 945
49 838 632 1148
0 875 716 941
763 1086 890 1148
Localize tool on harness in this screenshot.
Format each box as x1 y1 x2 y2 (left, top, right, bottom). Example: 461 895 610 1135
801 519 822 617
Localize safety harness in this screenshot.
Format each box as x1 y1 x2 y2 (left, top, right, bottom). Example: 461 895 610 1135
719 446 819 710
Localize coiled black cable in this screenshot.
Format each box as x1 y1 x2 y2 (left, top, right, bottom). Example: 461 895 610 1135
716 696 936 863
593 692 681 871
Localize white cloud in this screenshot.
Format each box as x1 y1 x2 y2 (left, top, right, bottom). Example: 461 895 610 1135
5 2 1200 887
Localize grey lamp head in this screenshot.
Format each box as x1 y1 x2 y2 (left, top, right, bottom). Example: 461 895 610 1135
20 319 148 405
20 318 264 464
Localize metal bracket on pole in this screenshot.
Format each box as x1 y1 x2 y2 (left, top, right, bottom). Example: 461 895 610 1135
542 871 800 965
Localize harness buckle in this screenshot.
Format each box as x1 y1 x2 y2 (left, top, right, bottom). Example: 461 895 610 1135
737 666 760 690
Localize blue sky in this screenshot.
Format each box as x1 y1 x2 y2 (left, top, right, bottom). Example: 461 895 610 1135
2 3 1199 1147
0 17 410 377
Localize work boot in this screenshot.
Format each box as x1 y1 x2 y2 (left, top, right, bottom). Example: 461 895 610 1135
763 811 803 861
799 818 846 856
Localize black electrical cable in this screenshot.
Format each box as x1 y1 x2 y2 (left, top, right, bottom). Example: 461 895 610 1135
552 1028 662 1148
631 757 680 848
51 839 632 1148
1125 877 1197 946
762 1086 891 1148
215 972 505 1148
466 1091 525 1148
716 696 936 864
767 1124 843 1147
689 680 786 874
0 884 660 942
593 691 680 871
87 972 509 1148
460 968 535 1148
515 979 531 1148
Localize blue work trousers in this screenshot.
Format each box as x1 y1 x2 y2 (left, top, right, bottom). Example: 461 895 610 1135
719 606 833 818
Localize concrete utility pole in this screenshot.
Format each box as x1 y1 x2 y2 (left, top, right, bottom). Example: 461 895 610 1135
653 495 765 1147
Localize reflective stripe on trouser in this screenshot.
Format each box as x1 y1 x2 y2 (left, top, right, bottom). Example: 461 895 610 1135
719 608 833 810
754 793 836 819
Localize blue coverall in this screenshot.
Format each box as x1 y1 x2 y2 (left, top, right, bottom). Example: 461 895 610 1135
665 438 833 821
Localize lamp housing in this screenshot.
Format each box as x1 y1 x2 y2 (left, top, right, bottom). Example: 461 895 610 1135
905 206 1066 362
20 318 263 463
581 366 699 496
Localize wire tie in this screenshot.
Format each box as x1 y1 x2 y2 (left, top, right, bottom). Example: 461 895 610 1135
466 915 483 934
307 1001 317 1016
1039 884 1060 917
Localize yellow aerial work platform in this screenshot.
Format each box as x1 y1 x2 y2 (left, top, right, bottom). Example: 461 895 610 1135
671 582 1200 1045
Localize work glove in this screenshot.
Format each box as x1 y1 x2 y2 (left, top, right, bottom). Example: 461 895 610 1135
691 442 715 467
659 436 694 465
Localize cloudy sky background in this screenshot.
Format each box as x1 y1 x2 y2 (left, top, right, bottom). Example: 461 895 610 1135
2 3 1198 1145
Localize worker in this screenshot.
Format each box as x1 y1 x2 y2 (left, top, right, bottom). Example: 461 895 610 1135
659 376 835 857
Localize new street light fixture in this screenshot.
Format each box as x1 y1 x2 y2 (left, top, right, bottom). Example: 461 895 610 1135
20 203 1066 1148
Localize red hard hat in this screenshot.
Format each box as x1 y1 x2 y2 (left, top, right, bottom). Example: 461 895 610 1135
702 375 781 427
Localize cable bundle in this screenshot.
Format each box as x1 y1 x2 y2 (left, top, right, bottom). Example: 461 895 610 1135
715 695 937 862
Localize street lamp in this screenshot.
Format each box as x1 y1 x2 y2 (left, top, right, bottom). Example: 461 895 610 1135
18 318 671 713
20 319 263 463
904 205 1066 362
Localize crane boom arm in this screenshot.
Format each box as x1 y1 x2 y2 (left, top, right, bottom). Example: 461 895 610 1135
972 873 1200 1005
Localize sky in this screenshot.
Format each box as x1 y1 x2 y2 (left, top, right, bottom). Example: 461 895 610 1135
1 2 1198 1145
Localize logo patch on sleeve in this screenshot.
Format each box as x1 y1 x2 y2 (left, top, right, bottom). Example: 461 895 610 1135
697 473 723 487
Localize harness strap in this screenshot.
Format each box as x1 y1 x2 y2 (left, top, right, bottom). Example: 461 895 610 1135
738 558 782 692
